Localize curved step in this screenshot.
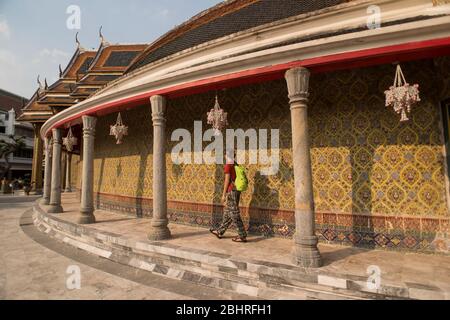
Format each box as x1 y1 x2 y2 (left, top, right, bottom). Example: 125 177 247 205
32 202 412 300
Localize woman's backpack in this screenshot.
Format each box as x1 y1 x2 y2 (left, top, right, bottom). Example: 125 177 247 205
234 165 248 192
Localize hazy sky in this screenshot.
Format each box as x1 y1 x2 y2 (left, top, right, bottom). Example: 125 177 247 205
0 0 222 98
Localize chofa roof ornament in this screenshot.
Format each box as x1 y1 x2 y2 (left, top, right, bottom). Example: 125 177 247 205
207 94 228 135
36 75 45 98
99 26 109 46
110 112 128 144
75 32 85 51
384 64 420 122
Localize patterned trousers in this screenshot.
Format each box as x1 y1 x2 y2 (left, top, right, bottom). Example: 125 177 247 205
217 190 247 238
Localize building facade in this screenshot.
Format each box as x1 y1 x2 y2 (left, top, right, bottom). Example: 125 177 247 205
34 0 450 267
0 89 34 181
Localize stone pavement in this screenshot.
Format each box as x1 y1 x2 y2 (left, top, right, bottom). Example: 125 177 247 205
0 195 254 300
33 192 450 300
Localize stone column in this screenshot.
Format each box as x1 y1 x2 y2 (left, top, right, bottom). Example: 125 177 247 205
31 123 44 194
78 115 97 224
48 128 63 213
148 95 171 240
285 67 322 268
42 136 52 205
64 152 72 192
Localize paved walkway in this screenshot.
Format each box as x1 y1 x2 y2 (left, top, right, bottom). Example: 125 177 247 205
49 193 450 298
0 195 253 300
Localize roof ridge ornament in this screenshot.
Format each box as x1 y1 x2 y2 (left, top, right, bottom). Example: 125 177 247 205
99 26 109 46
75 32 85 52
44 78 48 90
59 64 63 78
37 75 45 93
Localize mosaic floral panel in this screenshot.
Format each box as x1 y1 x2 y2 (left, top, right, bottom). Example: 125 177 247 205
92 58 450 228
94 107 154 199
71 153 80 189
165 82 293 213
308 60 448 217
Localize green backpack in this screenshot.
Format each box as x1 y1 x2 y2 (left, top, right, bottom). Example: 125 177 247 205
234 164 248 192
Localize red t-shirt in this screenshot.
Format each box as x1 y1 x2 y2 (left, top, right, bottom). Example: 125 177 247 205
224 164 236 192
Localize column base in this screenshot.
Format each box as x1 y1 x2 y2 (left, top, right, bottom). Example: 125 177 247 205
40 197 50 205
292 235 322 268
64 188 72 193
78 212 96 224
47 204 63 214
148 226 171 240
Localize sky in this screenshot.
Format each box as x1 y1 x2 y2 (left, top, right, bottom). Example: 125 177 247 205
0 0 222 98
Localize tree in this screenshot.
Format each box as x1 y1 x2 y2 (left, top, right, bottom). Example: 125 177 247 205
0 135 27 180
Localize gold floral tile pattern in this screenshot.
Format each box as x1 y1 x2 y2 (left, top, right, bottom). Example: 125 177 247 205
92 59 449 222
70 153 80 189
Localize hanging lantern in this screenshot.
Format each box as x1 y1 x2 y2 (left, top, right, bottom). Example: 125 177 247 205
109 112 128 144
207 94 228 134
62 126 77 152
384 64 420 122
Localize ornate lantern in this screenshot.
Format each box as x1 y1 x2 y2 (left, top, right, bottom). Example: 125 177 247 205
62 126 77 152
207 94 228 134
384 64 420 122
109 112 128 144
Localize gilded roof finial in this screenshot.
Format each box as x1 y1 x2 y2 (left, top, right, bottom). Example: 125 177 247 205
75 32 80 47
75 32 85 51
59 64 63 77
99 26 109 46
37 75 44 91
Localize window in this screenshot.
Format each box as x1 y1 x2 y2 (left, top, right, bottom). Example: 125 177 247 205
0 126 5 134
15 126 34 138
13 148 33 159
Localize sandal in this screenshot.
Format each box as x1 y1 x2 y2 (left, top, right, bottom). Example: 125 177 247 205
232 237 247 243
210 229 222 239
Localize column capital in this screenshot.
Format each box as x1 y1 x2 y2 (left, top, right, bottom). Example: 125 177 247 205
82 115 97 135
284 67 310 107
32 122 43 133
150 95 167 124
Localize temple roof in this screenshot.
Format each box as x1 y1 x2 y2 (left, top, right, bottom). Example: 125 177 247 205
72 42 146 100
128 0 349 73
19 34 148 122
16 89 53 123
60 47 97 81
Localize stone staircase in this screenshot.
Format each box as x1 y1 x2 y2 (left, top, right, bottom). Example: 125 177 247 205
33 203 418 300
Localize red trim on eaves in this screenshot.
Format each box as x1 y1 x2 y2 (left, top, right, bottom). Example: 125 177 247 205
47 36 450 135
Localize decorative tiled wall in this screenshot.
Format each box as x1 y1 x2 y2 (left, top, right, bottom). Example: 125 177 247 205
71 153 80 190
91 58 450 252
